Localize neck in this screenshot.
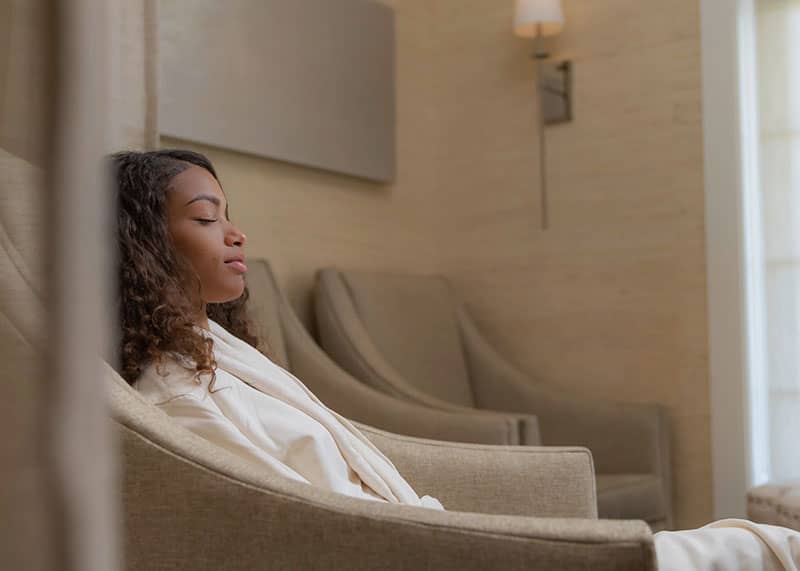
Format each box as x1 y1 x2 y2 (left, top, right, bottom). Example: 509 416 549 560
195 303 210 330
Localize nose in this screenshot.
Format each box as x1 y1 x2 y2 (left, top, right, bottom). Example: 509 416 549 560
226 222 246 248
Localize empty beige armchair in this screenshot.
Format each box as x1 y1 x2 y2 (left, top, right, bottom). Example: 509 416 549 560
245 258 537 446
315 268 673 530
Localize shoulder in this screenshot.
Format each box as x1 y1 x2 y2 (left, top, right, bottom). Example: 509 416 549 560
134 356 211 405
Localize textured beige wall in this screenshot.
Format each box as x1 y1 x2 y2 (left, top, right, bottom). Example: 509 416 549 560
418 0 709 528
163 0 710 528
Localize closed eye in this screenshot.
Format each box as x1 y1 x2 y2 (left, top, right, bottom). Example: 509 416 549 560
194 218 218 225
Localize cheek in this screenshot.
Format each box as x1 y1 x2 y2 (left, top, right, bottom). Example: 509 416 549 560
196 251 225 284
204 252 223 267
171 231 218 279
167 225 242 302
195 246 243 297
170 227 196 258
171 226 214 263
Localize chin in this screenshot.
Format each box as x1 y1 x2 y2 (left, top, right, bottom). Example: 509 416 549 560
208 286 246 305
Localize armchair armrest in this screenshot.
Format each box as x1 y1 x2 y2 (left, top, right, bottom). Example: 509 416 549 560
356 422 598 519
459 307 671 480
315 268 541 445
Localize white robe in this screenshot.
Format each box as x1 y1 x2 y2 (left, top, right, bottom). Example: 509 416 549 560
136 320 800 570
135 319 442 509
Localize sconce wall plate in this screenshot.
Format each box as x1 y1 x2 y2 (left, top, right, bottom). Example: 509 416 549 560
538 59 573 125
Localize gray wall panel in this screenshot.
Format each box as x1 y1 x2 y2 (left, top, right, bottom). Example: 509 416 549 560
159 0 395 182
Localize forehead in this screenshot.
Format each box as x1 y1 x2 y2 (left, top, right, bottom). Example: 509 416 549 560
168 164 225 204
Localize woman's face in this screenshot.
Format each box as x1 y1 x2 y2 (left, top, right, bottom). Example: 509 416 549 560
165 164 247 305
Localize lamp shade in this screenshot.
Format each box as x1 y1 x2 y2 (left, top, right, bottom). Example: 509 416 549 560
513 0 564 38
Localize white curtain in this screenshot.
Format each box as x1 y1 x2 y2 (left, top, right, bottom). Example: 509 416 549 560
756 0 800 481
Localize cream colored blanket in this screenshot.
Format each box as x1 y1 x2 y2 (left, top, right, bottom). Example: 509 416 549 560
655 518 799 570
137 320 800 569
135 319 442 509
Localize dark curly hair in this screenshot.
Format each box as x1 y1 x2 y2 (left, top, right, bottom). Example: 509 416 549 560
111 149 260 384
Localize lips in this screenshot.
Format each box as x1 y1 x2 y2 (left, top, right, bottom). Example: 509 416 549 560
224 256 247 274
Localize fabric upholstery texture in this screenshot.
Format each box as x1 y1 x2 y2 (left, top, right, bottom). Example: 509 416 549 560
748 482 800 532
315 267 674 529
0 147 52 569
245 260 290 368
0 148 46 340
597 475 667 524
357 422 597 518
340 270 475 406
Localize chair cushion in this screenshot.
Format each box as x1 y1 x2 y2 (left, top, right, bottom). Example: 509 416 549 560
0 147 49 564
242 259 290 368
0 148 46 344
596 474 666 524
748 481 800 531
338 270 475 407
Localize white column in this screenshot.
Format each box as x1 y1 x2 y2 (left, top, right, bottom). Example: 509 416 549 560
701 0 767 519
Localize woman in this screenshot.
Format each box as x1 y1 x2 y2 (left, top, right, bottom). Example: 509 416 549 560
115 149 439 508
113 149 799 570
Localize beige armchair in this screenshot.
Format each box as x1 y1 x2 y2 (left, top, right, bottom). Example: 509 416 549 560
108 366 656 570
315 268 673 530
2 147 656 570
245 258 537 445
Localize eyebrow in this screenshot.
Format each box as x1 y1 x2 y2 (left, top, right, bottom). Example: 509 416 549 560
184 193 230 219
185 194 221 207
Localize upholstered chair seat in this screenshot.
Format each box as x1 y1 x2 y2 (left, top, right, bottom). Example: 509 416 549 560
315 268 673 530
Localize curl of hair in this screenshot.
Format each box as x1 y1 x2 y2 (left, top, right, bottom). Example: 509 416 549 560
111 149 260 385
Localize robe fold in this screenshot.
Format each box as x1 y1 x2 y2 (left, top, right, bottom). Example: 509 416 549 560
135 319 442 509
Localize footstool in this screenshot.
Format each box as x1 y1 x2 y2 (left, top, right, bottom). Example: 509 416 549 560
747 481 800 531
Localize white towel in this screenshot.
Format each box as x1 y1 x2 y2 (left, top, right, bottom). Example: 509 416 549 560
655 518 800 570
135 319 443 510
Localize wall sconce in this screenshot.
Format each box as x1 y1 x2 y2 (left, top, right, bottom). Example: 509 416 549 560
514 0 571 230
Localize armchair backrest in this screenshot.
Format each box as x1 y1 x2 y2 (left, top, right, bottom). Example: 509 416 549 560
241 258 290 368
0 148 49 565
321 268 475 407
0 148 45 346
